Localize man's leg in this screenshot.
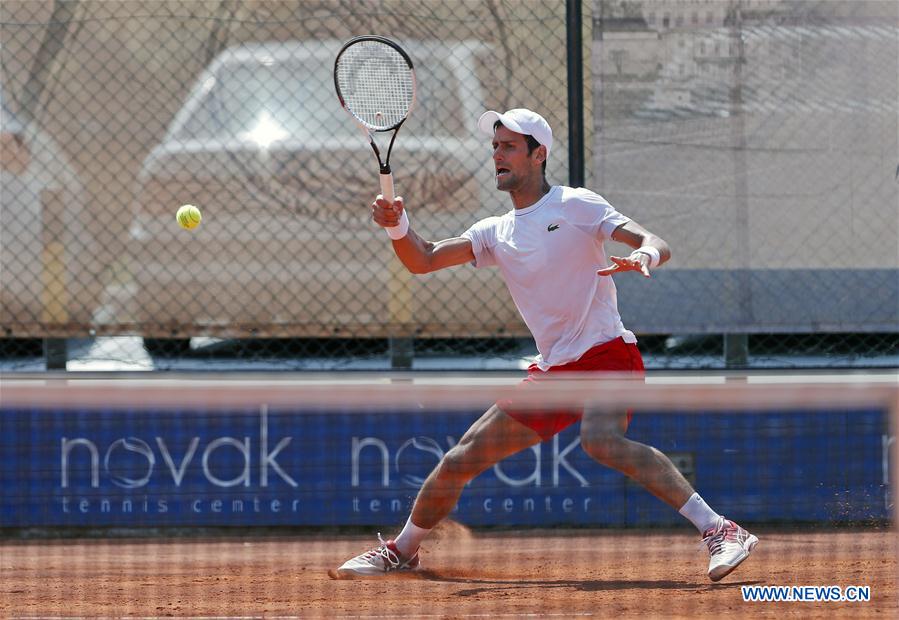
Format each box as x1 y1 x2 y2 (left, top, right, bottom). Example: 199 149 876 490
408 404 543 529
580 409 758 581
335 405 542 577
579 409 693 509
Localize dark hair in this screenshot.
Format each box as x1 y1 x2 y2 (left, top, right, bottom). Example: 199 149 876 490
494 121 547 175
524 135 547 174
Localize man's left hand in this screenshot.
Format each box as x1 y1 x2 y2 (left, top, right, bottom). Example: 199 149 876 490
597 252 651 278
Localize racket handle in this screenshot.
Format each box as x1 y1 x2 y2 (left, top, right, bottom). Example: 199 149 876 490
379 172 395 203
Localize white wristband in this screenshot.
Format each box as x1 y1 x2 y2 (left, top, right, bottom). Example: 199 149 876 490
385 210 410 240
635 245 661 268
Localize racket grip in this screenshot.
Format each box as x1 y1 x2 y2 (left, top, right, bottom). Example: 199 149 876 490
379 172 395 203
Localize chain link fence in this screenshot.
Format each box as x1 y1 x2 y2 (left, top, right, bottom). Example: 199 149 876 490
1 0 896 370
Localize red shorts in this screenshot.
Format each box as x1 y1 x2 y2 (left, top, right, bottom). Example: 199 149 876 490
498 337 645 441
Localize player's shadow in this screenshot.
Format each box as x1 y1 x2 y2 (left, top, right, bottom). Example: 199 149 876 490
418 571 763 596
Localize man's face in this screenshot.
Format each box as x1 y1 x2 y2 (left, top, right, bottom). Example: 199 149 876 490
491 124 542 192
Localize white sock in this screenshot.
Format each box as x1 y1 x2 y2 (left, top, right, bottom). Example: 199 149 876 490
678 493 722 534
393 517 431 558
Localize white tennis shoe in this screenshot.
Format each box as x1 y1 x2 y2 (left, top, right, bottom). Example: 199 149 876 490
703 517 759 582
335 534 421 577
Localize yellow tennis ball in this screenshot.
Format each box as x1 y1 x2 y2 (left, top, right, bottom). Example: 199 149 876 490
176 204 202 230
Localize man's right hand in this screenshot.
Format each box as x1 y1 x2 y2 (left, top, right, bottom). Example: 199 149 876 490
371 194 404 229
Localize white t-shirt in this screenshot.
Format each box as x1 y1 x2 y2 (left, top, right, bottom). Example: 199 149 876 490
462 185 636 370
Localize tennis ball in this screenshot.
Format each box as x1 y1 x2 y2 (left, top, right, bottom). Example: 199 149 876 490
176 204 202 230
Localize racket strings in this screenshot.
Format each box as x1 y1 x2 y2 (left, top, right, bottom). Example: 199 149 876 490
336 42 414 130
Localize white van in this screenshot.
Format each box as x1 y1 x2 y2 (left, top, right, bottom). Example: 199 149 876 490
128 40 519 352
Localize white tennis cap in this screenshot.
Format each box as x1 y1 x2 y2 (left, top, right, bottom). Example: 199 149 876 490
478 108 553 158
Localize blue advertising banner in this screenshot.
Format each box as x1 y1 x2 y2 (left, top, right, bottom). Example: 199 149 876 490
0 406 891 527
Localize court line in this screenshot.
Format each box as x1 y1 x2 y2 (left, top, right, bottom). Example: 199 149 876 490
11 615 594 620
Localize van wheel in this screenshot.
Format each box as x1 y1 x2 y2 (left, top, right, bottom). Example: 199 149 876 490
143 338 191 356
0 338 44 357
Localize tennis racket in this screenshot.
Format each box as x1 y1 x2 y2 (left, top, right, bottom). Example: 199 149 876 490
333 35 416 203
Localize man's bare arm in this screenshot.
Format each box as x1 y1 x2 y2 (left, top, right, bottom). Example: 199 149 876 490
597 220 671 278
373 195 475 274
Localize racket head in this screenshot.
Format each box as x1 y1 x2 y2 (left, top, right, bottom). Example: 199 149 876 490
334 35 416 132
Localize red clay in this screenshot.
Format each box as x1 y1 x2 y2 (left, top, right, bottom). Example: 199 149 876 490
2 524 895 618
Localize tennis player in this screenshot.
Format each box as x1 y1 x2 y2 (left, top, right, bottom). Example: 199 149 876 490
336 109 758 581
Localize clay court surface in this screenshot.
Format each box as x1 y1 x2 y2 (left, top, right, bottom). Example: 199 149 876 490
2 522 896 618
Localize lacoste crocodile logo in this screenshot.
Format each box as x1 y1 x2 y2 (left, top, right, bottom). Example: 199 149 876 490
547 223 560 232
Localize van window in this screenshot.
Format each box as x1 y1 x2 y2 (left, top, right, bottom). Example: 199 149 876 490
174 54 468 142
407 59 466 138
175 59 353 141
